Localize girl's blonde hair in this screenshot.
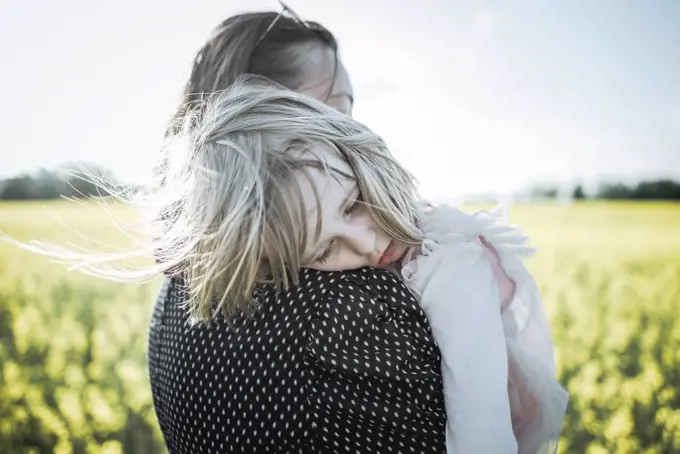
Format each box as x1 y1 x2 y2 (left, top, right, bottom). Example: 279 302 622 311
7 77 423 324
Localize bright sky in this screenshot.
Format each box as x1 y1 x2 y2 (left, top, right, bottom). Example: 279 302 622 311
1 0 679 200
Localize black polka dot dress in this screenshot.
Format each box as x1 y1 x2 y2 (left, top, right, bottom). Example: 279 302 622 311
147 267 446 453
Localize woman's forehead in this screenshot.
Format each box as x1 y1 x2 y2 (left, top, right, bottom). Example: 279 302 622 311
328 61 353 101
296 47 353 107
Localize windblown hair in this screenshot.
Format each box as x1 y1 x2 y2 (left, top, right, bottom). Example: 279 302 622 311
167 11 340 137
3 77 422 324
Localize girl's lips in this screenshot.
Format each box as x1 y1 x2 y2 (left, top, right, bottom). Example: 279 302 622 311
378 241 395 266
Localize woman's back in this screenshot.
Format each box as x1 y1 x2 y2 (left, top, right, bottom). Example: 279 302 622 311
148 267 446 453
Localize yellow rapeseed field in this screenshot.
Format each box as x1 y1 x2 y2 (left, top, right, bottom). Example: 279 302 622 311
1 200 679 453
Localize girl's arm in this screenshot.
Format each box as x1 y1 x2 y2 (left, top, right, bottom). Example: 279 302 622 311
479 237 541 436
407 204 567 454
402 232 518 453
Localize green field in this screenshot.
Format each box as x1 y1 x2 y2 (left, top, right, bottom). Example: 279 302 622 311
1 200 679 453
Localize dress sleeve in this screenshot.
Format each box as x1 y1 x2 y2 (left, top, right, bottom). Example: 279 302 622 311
401 209 519 454
480 214 569 454
403 205 568 454
303 268 446 453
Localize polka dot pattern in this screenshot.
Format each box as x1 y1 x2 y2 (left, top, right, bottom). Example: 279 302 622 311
148 268 446 453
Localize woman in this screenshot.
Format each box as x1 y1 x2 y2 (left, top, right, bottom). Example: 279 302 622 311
147 6 448 453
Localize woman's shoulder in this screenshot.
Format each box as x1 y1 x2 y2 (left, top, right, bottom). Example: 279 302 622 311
298 268 446 450
152 270 445 451
234 267 443 384
300 267 438 347
158 268 442 382
160 267 434 337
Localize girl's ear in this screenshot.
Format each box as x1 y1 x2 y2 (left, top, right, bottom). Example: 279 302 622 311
257 260 275 283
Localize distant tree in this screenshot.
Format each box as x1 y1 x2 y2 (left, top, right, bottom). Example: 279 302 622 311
633 180 680 200
32 169 68 199
0 163 118 201
597 182 634 200
573 184 586 200
0 175 36 200
530 184 559 199
596 180 680 201
56 162 118 198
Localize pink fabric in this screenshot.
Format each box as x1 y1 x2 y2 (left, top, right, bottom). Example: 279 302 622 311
478 236 539 436
478 236 516 312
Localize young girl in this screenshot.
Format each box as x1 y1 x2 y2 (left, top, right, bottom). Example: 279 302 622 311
7 77 567 452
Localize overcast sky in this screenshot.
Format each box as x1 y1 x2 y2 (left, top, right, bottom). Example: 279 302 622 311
1 0 678 199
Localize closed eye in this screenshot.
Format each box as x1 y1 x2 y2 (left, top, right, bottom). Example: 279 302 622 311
344 191 363 217
315 188 361 265
316 239 335 264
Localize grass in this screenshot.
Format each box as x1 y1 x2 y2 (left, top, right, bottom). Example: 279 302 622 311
1 199 679 453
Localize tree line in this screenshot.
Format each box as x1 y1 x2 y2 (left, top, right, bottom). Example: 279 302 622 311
1 164 679 201
0 163 122 200
528 179 680 201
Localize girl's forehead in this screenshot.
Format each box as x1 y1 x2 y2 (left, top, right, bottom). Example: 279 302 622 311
297 142 352 176
294 144 354 216
299 163 353 201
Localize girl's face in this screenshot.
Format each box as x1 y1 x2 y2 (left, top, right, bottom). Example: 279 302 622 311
297 145 407 272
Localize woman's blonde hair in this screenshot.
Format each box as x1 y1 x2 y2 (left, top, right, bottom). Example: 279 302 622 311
6 77 423 324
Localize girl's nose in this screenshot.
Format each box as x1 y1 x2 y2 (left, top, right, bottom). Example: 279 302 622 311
341 216 378 256
346 229 376 255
